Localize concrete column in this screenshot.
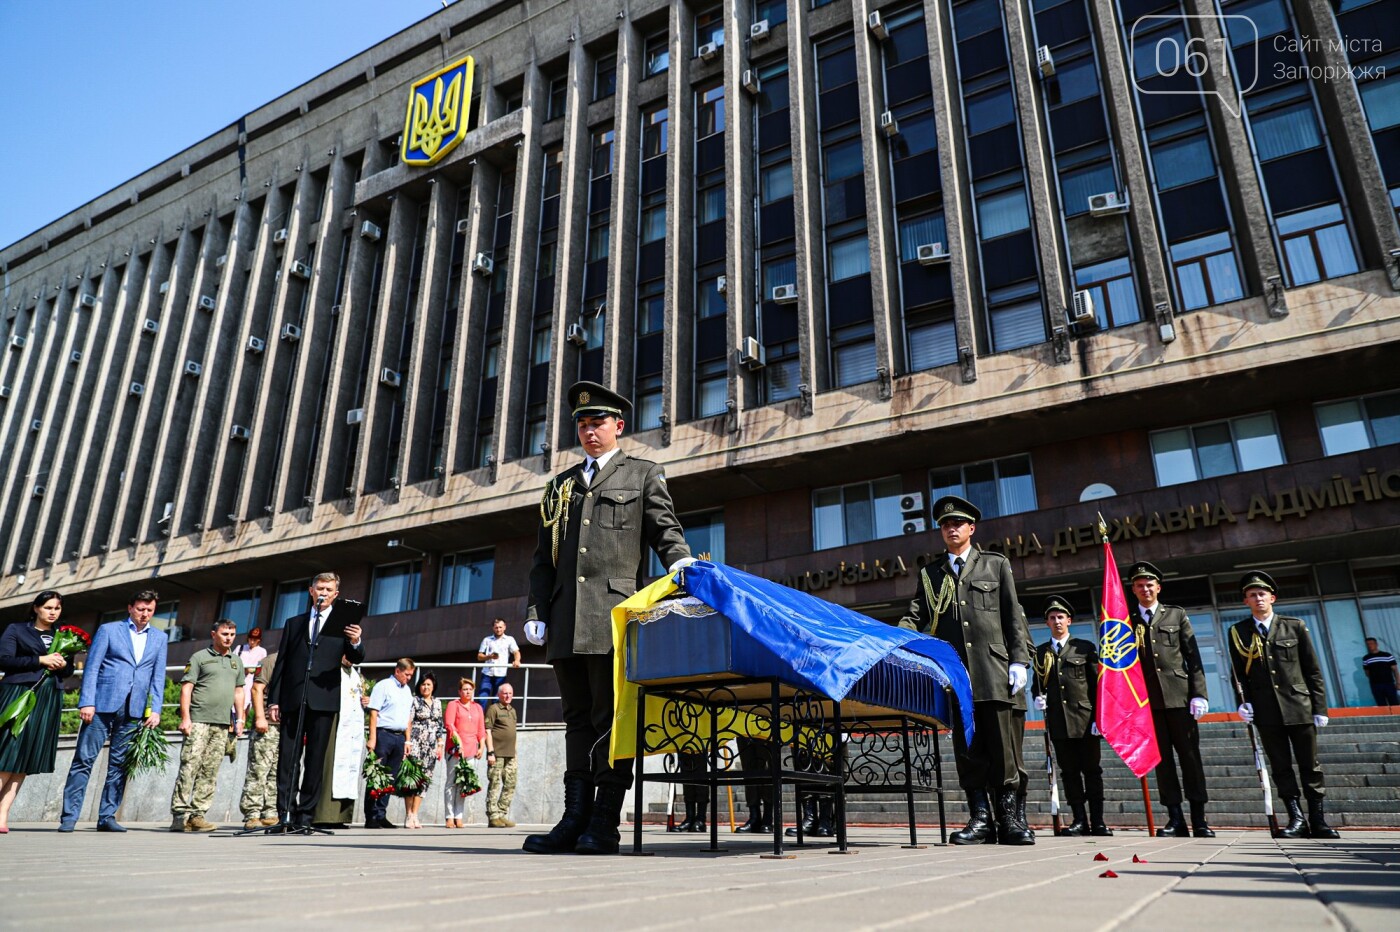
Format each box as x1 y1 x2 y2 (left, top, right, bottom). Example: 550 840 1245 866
785 0 829 406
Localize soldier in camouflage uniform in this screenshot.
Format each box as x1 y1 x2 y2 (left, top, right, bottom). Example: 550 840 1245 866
170 620 244 832
485 683 519 827
240 652 281 828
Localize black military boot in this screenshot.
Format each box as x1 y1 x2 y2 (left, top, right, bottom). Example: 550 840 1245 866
1018 793 1035 840
812 799 836 837
1061 802 1090 836
735 805 763 832
1278 798 1308 838
1157 804 1189 837
1089 798 1113 836
997 790 1035 846
1190 801 1215 838
1307 799 1340 839
676 800 697 833
575 782 629 854
756 795 774 833
785 798 818 837
950 789 997 845
523 773 593 854
690 800 708 833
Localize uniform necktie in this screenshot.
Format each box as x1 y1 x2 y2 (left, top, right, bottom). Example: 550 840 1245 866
310 609 322 644
1054 640 1062 654
582 459 596 487
1257 621 1268 639
1143 608 1153 625
953 556 964 576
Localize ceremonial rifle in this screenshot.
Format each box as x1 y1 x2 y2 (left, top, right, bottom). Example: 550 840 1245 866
1233 676 1281 837
1043 726 1062 836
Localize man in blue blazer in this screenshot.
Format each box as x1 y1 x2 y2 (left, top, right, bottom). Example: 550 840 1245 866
59 590 169 831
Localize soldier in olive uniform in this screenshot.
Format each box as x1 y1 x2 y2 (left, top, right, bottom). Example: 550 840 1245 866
1231 571 1339 839
899 495 1033 845
1033 595 1111 836
522 382 693 856
1127 561 1213 837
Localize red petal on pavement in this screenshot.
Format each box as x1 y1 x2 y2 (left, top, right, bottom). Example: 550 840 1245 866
1132 854 1147 863
1093 852 1109 861
1099 870 1118 878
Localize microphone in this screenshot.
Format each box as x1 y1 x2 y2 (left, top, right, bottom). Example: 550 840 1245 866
316 595 326 607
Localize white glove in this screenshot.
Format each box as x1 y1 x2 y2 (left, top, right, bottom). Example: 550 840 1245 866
1189 697 1208 720
1237 702 1254 724
1313 714 1328 728
1009 664 1027 696
1091 723 1100 737
668 556 698 574
1033 694 1047 711
523 620 546 646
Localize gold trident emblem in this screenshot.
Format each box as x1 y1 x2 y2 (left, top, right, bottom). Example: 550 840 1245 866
409 72 463 160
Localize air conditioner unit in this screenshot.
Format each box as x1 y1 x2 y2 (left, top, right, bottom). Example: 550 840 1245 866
30 419 42 432
716 274 728 295
456 218 470 235
31 485 45 499
742 69 760 95
771 283 798 305
70 351 83 363
472 253 494 276
158 281 171 295
880 111 899 137
566 322 587 346
380 368 402 388
7 335 25 349
698 41 720 62
214 255 227 268
289 261 312 279
898 492 925 513
79 294 97 309
916 242 950 266
750 20 770 41
902 518 927 534
1088 191 1130 217
360 220 383 241
230 424 251 441
1070 289 1097 326
280 322 302 342
1037 45 1055 78
868 11 889 40
128 382 145 396
142 318 159 334
272 228 289 244
246 335 266 354
184 360 203 376
738 336 765 370
198 295 216 311
346 407 365 425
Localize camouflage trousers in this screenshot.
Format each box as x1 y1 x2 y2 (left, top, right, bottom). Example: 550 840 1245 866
486 756 517 820
171 722 228 818
239 723 281 819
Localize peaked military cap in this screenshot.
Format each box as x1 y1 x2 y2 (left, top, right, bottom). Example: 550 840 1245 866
1126 561 1163 582
569 380 631 420
1042 594 1075 619
1240 570 1277 594
932 494 980 525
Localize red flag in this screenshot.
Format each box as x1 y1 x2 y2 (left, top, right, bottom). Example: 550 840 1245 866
1096 538 1161 777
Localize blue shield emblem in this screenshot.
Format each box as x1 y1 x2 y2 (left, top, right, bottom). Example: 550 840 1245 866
1097 618 1139 672
401 55 475 167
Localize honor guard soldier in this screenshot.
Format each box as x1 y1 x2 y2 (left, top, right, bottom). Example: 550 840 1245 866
1231 572 1339 838
899 495 1033 845
1127 561 1213 837
1033 596 1111 836
522 382 693 855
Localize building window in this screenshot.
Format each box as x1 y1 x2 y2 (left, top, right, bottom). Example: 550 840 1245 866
1169 233 1244 310
1073 257 1141 329
592 127 615 177
594 53 617 100
369 561 422 615
270 579 312 630
100 601 182 640
640 192 667 243
650 510 727 574
439 549 495 606
220 588 262 635
697 84 725 138
546 74 567 122
694 5 724 54
1276 204 1359 286
1150 413 1286 486
695 358 728 417
644 29 669 76
828 235 870 282
1316 391 1400 456
642 106 669 158
531 325 552 365
929 454 1037 520
637 279 665 335
814 477 905 550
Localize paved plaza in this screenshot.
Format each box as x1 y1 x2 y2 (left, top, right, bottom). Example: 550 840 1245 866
1 823 1394 930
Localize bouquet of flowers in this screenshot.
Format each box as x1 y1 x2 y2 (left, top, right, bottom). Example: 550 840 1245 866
453 755 482 797
0 624 90 737
123 709 171 776
393 756 430 797
364 753 395 800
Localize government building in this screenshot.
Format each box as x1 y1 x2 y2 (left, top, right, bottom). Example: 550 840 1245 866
2 0 1398 719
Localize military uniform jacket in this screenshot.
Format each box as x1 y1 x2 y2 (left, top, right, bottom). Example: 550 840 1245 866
1034 638 1099 741
527 449 690 662
897 547 1029 704
1134 603 1208 710
1229 615 1327 726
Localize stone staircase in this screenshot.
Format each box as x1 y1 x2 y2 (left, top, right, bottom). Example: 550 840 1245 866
648 713 1400 830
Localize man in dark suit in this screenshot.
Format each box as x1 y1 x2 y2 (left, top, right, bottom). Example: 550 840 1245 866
1033 595 1110 837
1232 571 1339 838
899 495 1033 846
266 572 364 830
1127 561 1213 837
522 381 692 856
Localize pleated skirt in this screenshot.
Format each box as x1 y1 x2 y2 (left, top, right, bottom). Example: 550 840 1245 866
0 677 63 774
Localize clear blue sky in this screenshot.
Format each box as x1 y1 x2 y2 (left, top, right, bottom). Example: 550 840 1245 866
0 1 438 250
